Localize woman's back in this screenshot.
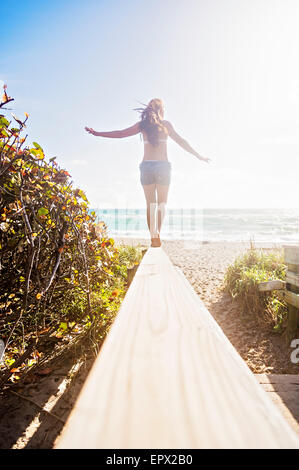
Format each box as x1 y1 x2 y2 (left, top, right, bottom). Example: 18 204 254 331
141 123 169 162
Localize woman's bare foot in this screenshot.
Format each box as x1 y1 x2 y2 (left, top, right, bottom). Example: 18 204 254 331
151 235 161 247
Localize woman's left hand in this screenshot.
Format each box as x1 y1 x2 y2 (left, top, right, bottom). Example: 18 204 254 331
85 127 97 135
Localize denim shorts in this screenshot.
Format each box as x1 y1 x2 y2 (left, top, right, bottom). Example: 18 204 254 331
139 160 172 186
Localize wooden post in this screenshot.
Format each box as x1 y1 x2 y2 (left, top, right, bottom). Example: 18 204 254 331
258 280 286 292
284 245 299 345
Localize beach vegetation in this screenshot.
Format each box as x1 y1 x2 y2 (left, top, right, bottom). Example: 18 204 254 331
224 245 287 332
0 85 140 386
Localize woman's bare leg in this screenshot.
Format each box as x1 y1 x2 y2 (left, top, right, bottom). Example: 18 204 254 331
142 184 158 238
156 184 170 235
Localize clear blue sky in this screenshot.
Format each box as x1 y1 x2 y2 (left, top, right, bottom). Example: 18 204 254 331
1 0 299 208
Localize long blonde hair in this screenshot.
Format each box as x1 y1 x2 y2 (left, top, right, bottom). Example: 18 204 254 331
135 98 168 146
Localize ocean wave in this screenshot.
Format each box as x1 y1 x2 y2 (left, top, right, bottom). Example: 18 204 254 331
93 208 299 243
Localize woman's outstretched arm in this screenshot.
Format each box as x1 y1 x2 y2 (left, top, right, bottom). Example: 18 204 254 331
164 120 210 163
85 122 140 138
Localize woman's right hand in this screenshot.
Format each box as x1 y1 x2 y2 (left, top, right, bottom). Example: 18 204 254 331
197 154 211 163
85 127 97 135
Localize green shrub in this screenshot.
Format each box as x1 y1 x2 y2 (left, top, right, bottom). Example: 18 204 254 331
224 246 287 331
117 244 143 268
0 85 141 383
110 243 143 281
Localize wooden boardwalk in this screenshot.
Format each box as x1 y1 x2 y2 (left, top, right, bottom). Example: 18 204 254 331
56 247 299 449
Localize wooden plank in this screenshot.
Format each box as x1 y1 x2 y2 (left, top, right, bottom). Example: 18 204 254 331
55 248 299 449
286 304 299 344
255 374 299 437
256 374 299 388
284 246 299 266
286 271 299 289
258 280 286 292
283 245 299 250
285 291 299 310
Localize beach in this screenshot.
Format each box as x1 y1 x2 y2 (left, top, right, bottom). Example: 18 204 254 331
114 237 298 374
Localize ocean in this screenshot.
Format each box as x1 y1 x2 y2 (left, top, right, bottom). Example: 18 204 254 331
91 208 299 243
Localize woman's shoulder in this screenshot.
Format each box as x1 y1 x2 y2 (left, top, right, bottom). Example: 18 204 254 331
162 120 174 136
162 120 173 129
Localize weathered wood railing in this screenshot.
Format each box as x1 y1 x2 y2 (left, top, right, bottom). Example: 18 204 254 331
55 247 299 449
258 245 299 343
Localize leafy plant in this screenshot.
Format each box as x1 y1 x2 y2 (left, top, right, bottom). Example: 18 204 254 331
224 245 287 331
0 85 141 384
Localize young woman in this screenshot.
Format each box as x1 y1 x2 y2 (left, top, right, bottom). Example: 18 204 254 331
85 98 210 247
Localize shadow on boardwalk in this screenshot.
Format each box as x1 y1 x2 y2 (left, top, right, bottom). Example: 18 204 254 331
256 374 299 436
0 354 95 449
